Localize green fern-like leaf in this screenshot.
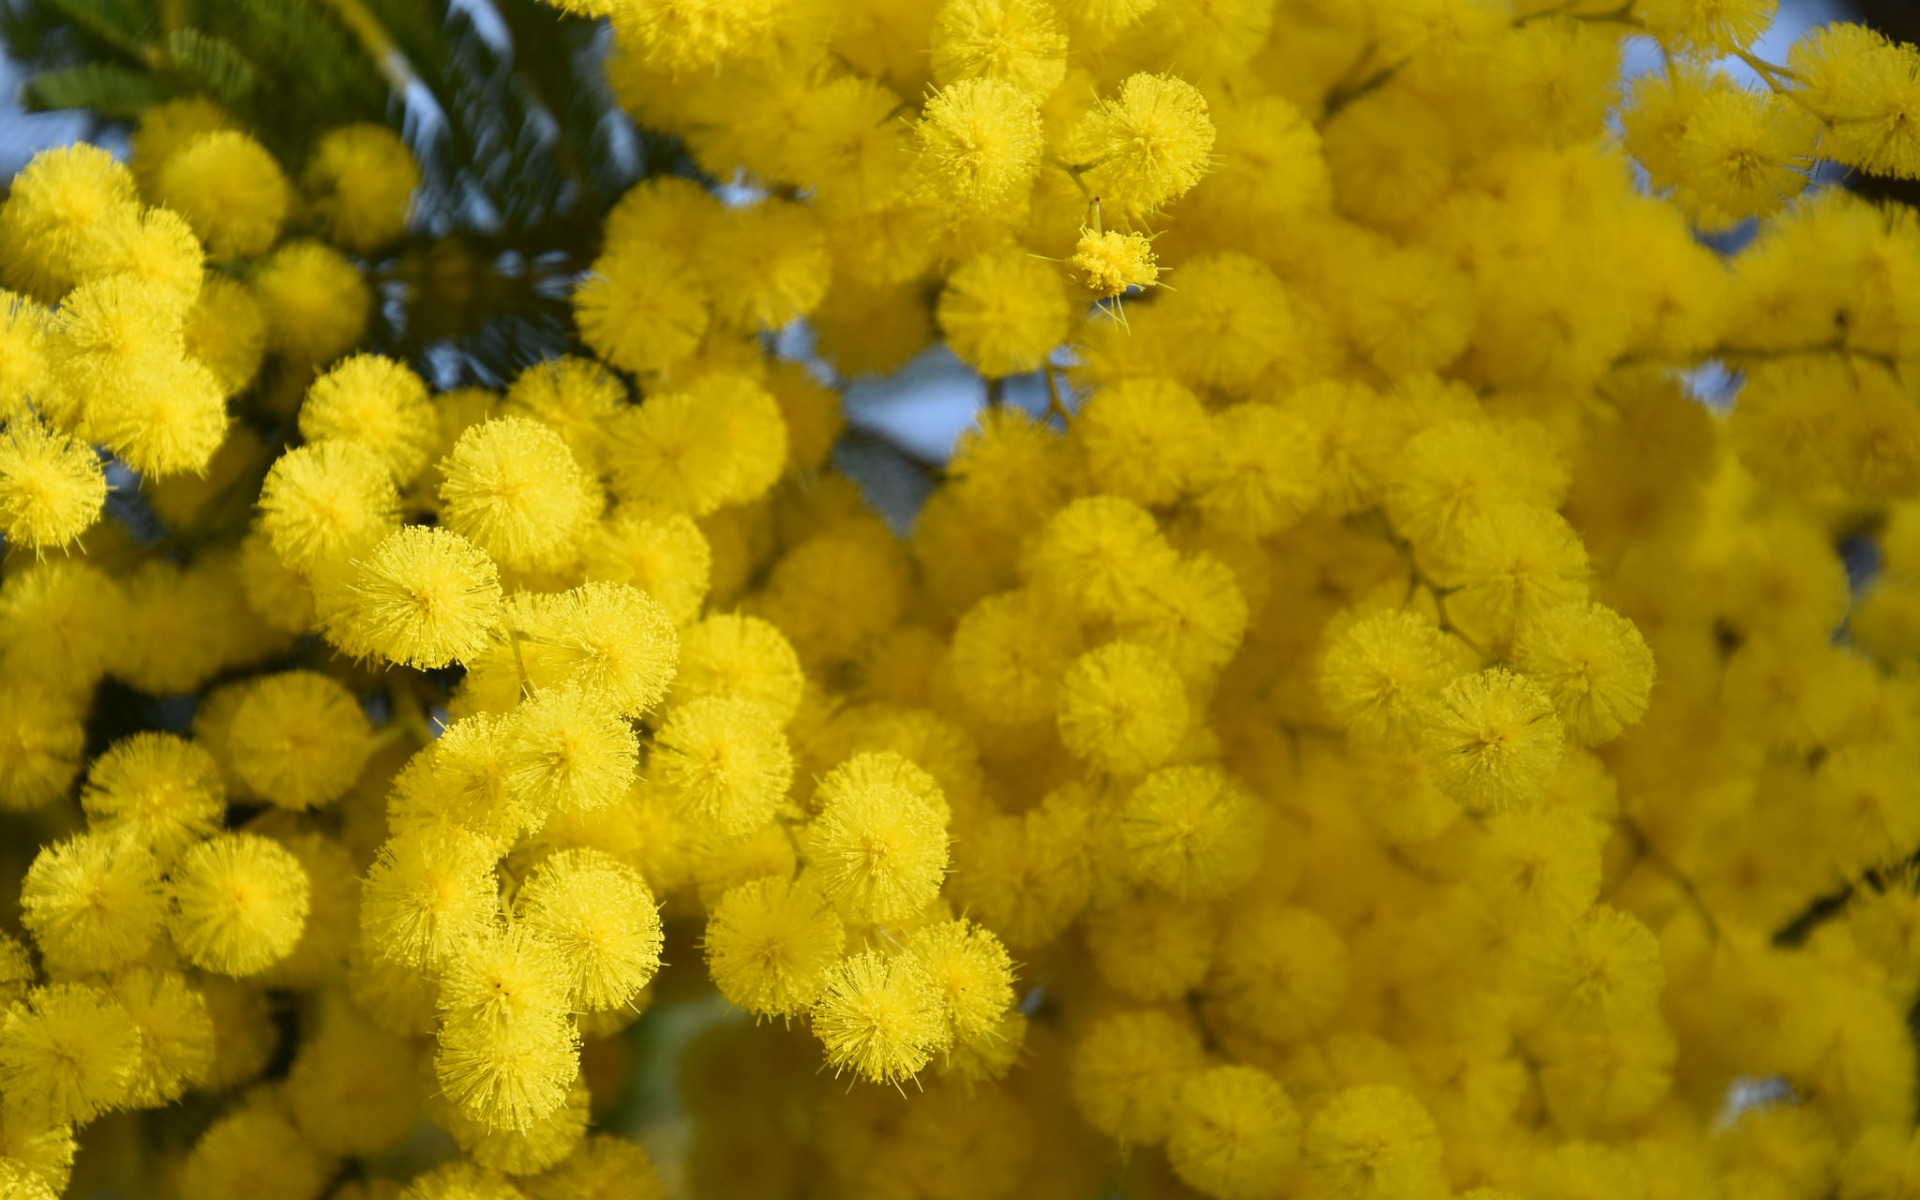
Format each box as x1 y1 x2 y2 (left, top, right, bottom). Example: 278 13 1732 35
33 0 156 56
166 27 258 106
23 62 174 118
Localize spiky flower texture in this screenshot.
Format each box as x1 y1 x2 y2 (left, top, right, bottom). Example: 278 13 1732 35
1 1 1919 1197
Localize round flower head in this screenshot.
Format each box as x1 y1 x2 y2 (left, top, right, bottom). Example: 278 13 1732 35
931 0 1067 98
20 832 166 973
178 1107 331 1200
707 200 830 333
1419 668 1566 815
0 292 48 419
304 122 420 254
937 247 1073 379
1542 904 1665 1032
653 695 793 836
531 581 679 718
1195 402 1320 540
299 354 437 484
360 827 499 970
251 239 371 365
1441 503 1590 650
0 983 141 1126
418 713 540 846
1640 0 1776 57
1207 903 1350 1045
435 1005 580 1134
1304 1086 1446 1200
330 525 504 669
504 684 638 817
606 390 736 516
0 419 105 552
0 144 138 301
1319 609 1469 752
110 968 215 1109
670 613 804 725
807 752 951 923
93 356 227 480
284 1008 421 1157
439 417 602 575
580 507 712 626
403 1160 530 1200
810 949 950 1086
1168 1065 1302 1200
703 875 846 1021
168 833 310 976
902 918 1015 1045
502 354 625 470
526 1134 664 1200
1512 602 1657 746
257 440 402 574
1076 376 1210 507
1071 1008 1206 1145
1066 74 1216 219
1057 641 1190 777
438 926 573 1034
69 206 204 312
1119 764 1263 900
433 1075 589 1175
128 96 237 193
914 78 1045 217
517 849 663 1013
0 685 86 812
227 670 374 810
1023 495 1180 623
0 559 125 697
574 244 708 377
153 131 291 258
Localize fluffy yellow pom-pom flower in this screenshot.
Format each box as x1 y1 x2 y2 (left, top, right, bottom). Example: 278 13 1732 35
1167 1065 1302 1200
0 419 105 552
937 247 1073 379
227 670 374 810
505 685 638 816
1118 764 1263 900
517 848 663 1013
0 982 141 1126
703 874 846 1021
1056 640 1190 777
304 123 420 254
153 131 290 258
257 440 402 574
19 832 166 973
299 354 437 485
329 524 504 669
79 732 226 864
0 144 137 301
1419 668 1566 815
914 78 1044 217
439 417 602 575
110 968 214 1109
810 949 950 1085
1512 601 1656 746
807 752 951 923
1071 1007 1205 1145
670 613 804 725
1303 1086 1446 1200
1067 73 1216 218
653 695 793 836
167 832 310 976
360 827 499 970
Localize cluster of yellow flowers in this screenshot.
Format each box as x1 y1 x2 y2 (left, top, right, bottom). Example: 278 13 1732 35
5 0 1920 1196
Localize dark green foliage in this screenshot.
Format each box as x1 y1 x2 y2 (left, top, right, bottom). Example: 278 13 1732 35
24 60 172 117
163 27 256 107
